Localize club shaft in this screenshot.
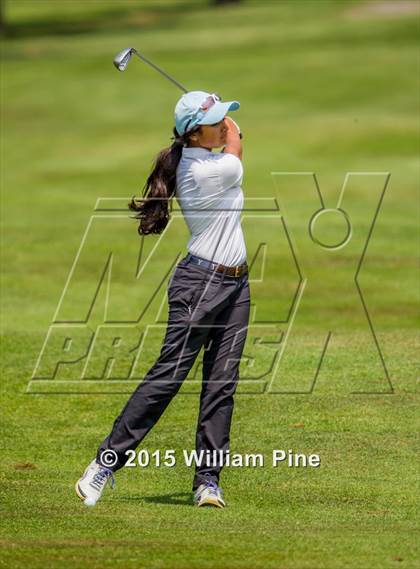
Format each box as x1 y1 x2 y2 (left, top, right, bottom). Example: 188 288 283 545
133 49 188 93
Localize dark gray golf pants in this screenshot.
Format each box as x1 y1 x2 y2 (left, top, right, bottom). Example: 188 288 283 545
97 254 250 490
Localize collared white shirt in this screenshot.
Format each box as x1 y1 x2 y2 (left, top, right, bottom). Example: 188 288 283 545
175 146 246 266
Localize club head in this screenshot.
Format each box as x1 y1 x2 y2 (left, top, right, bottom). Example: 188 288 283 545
113 47 136 72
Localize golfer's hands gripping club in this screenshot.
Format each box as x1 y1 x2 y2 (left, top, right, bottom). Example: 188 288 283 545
222 116 243 160
225 116 243 139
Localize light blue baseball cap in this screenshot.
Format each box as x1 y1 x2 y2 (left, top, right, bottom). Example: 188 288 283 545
174 91 240 136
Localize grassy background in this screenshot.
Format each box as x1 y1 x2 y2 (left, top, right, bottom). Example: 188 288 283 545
1 1 418 568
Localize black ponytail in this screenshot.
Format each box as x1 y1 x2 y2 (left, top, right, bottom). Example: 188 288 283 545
129 125 200 235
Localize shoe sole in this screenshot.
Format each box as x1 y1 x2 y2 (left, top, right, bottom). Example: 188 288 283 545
196 495 225 508
75 480 87 502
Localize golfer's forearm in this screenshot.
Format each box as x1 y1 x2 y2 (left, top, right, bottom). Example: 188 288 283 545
223 141 242 160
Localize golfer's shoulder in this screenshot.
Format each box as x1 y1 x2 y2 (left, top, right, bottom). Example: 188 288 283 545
193 151 243 189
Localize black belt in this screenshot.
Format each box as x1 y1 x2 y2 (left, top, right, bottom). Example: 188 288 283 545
185 253 248 278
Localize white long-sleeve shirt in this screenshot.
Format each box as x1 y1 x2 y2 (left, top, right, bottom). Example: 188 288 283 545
175 146 247 266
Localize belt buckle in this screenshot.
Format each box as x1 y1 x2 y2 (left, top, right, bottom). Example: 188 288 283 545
234 266 241 277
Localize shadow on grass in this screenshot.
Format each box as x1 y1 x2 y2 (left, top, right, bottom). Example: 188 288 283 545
118 492 193 506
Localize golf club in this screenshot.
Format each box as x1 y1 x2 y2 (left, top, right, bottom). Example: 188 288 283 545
113 47 243 138
113 47 188 93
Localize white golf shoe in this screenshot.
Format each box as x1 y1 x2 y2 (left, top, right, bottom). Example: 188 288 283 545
193 476 225 508
75 459 115 506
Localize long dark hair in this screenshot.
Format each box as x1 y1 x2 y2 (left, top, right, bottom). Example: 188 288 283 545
128 125 200 235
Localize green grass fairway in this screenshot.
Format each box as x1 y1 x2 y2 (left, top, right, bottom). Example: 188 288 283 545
1 1 418 568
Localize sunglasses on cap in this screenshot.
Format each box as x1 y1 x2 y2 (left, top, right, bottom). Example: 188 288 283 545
200 93 221 111
184 93 222 133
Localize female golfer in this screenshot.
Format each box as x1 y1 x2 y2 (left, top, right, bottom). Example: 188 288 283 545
76 91 250 508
